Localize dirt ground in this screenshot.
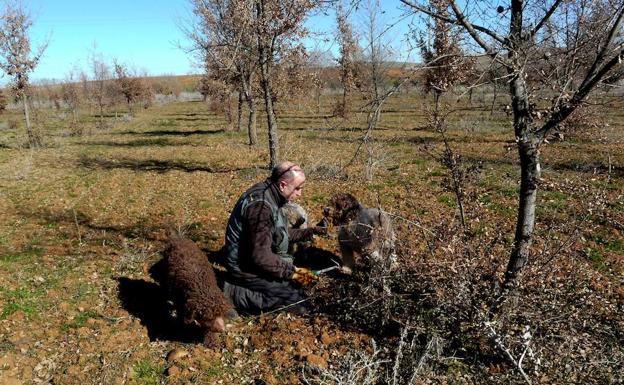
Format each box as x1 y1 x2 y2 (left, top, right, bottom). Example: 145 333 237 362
0 93 622 384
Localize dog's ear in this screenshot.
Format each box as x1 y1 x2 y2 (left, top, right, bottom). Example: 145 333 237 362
335 193 359 212
329 193 360 224
342 193 359 210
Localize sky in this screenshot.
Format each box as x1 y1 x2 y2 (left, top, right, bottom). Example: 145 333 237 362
17 0 417 83
24 0 196 82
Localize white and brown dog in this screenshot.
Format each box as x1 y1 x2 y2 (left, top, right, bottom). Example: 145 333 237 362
324 193 396 274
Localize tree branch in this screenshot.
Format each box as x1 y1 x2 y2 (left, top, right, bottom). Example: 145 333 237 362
530 0 564 37
536 46 624 139
578 5 624 92
400 0 506 45
447 0 499 57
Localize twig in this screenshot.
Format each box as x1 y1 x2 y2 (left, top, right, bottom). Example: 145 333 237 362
482 318 533 385
72 208 82 244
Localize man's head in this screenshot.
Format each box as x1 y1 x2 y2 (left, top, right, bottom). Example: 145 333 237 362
270 161 306 201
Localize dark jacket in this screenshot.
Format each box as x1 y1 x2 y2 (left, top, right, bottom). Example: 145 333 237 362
223 179 313 283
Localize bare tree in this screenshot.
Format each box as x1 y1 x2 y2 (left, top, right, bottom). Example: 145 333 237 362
186 0 318 166
0 0 47 148
195 73 212 102
334 3 361 118
186 0 259 144
401 0 624 288
360 0 399 180
113 61 154 112
61 70 82 135
420 0 473 229
307 49 332 113
253 0 319 168
87 47 112 128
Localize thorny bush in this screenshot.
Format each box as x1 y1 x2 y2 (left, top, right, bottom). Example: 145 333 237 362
309 198 623 384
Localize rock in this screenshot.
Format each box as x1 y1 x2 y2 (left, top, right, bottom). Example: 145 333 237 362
306 354 327 369
166 348 189 363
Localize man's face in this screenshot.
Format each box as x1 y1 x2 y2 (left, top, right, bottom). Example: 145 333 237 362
278 173 306 201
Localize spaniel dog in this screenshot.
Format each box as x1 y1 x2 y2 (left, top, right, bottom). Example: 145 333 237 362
163 234 233 346
324 193 396 274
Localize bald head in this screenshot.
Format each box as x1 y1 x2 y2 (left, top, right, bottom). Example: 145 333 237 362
270 161 304 183
271 161 306 201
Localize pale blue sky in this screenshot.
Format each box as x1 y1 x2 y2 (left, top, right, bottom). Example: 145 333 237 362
28 0 192 81
21 0 416 82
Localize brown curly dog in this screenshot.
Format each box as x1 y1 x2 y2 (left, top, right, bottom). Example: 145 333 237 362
164 234 233 346
324 193 396 274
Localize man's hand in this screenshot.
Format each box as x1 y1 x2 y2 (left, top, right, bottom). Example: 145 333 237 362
291 267 318 285
311 217 329 236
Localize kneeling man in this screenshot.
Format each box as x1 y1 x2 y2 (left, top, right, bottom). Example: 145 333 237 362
222 161 325 314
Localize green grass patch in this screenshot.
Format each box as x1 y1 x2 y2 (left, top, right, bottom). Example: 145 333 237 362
0 250 42 264
427 170 446 178
437 195 457 208
478 194 492 205
408 158 427 166
542 190 568 210
311 193 328 204
132 359 165 385
0 287 42 319
61 309 99 332
584 247 606 270
592 235 624 256
489 201 516 218
501 186 519 197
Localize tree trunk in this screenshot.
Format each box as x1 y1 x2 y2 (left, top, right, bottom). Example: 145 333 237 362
341 86 349 117
256 0 278 169
258 46 278 168
247 97 257 146
504 70 539 286
241 77 257 146
261 66 278 169
22 95 40 148
505 137 540 284
316 88 321 114
237 90 244 132
489 79 498 115
98 101 104 129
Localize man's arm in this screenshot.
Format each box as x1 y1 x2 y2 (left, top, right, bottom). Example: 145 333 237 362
287 227 314 243
288 217 328 242
245 202 295 280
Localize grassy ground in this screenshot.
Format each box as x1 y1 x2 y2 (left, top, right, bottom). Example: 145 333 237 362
0 92 622 384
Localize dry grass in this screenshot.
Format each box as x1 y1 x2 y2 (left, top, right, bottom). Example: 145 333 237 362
0 90 622 384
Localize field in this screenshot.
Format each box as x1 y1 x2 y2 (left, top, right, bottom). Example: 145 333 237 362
0 91 623 384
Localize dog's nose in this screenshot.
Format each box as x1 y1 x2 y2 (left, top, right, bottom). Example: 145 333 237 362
322 207 330 217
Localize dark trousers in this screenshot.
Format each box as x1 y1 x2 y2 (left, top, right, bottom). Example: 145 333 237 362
222 277 305 314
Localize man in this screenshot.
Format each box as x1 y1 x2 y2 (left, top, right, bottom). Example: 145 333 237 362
222 161 325 314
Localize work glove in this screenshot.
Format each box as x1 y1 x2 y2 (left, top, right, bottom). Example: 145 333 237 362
291 267 318 285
